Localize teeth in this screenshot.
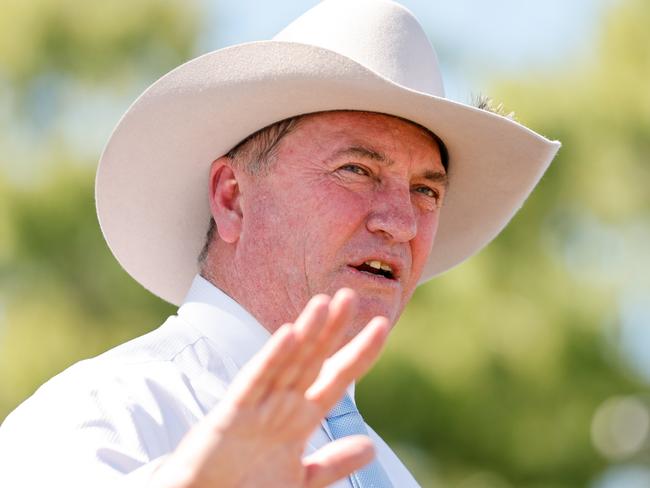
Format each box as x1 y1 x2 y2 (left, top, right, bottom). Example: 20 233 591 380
364 260 393 273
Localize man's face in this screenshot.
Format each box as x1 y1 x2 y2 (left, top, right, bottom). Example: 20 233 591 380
236 111 446 336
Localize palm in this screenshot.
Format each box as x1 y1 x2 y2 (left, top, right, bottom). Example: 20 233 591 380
153 289 389 488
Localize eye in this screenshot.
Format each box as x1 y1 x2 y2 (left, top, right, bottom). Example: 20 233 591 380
413 185 442 206
414 185 438 199
339 164 370 177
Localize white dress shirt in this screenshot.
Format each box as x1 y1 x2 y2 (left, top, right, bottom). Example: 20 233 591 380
0 276 419 487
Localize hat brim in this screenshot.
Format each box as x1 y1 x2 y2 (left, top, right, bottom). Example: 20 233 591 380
96 40 560 306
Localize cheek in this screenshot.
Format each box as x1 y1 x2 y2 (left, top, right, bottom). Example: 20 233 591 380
302 187 370 269
241 190 305 266
309 183 370 231
410 213 439 278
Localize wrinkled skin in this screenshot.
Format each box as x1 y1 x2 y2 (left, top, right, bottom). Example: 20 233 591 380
152 112 446 487
208 111 446 338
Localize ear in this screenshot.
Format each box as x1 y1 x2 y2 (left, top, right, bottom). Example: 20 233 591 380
208 157 242 244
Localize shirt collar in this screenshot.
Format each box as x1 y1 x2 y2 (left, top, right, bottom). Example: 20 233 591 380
177 274 270 370
177 274 355 399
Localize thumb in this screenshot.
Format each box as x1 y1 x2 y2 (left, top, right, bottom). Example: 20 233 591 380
303 435 375 488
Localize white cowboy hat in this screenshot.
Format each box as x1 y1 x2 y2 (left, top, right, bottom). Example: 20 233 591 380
96 0 560 306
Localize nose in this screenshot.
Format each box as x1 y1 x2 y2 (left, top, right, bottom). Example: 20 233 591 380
366 186 417 242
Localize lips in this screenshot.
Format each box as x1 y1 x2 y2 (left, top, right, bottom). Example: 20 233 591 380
349 256 403 281
353 260 395 279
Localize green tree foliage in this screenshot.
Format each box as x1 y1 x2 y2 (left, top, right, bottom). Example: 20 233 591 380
1 1 648 487
0 0 193 415
0 0 197 88
359 0 650 486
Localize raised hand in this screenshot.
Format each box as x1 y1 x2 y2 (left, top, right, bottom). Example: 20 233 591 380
151 288 389 488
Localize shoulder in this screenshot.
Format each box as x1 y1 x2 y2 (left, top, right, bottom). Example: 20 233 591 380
4 314 236 423
0 314 234 474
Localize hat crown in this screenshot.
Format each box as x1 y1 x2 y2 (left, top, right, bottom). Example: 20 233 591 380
273 0 444 97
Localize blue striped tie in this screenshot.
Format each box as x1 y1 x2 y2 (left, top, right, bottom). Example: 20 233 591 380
325 394 393 487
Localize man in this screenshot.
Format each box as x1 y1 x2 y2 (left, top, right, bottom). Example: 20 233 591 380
0 0 559 486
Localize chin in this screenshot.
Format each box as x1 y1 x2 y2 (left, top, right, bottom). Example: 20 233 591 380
322 272 401 331
355 295 399 328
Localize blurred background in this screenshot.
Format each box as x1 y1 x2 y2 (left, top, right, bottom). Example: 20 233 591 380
0 0 648 486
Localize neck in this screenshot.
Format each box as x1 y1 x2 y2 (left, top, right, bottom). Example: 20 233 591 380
201 244 304 334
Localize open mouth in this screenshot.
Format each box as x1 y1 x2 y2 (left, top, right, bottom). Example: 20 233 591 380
351 260 396 280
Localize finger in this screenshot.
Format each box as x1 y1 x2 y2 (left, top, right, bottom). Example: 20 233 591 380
270 294 331 392
227 323 297 407
320 288 359 359
303 435 375 488
295 294 332 342
291 288 358 392
306 316 389 411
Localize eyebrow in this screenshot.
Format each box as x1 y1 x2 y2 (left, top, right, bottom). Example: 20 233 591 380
421 169 449 189
332 146 389 164
331 145 449 188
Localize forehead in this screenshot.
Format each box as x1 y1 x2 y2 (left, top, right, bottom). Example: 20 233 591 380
285 111 443 170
